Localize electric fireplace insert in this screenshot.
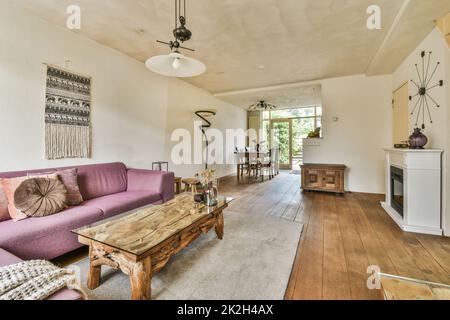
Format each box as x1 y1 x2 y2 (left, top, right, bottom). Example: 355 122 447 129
390 166 404 217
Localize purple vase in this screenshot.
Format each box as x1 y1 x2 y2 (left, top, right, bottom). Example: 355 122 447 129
409 128 428 149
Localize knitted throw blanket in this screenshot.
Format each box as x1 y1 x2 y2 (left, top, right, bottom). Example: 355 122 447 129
0 260 85 300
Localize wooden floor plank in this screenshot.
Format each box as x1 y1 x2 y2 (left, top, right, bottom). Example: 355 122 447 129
291 192 324 299
294 191 312 224
416 235 450 276
285 192 312 299
322 194 352 299
267 177 299 218
355 194 428 280
335 196 379 299
367 197 450 284
346 194 398 275
281 188 303 222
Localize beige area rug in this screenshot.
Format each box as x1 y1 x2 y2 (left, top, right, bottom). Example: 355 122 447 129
73 211 303 300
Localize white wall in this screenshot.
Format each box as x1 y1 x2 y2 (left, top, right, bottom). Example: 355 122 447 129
446 43 450 236
392 28 448 150
0 3 246 178
392 28 450 236
164 79 246 179
303 74 393 194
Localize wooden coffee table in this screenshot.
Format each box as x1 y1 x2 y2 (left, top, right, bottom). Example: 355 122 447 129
73 193 232 300
379 273 450 300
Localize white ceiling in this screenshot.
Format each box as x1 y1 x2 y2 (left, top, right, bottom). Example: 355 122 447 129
367 0 450 74
216 83 322 110
8 0 450 108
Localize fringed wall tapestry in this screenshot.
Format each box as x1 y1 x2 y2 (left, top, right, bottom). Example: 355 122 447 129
45 65 91 159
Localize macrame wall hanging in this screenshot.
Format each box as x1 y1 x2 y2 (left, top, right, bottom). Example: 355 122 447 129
45 65 91 159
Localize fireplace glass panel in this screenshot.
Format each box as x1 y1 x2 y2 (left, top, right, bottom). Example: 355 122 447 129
390 166 404 217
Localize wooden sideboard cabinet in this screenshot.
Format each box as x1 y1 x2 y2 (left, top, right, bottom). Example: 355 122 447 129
301 163 346 194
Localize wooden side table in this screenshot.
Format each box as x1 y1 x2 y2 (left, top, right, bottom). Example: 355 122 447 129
182 178 199 194
301 163 346 194
174 177 182 194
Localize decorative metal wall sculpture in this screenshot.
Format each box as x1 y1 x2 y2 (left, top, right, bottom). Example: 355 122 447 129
409 51 444 129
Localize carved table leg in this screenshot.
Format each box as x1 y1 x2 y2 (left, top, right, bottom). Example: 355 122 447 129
130 256 152 300
88 245 101 290
215 211 224 240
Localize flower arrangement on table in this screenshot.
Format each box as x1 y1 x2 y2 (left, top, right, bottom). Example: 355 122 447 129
199 168 217 186
195 168 219 206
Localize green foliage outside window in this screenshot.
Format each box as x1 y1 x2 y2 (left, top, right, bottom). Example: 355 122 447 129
261 107 322 166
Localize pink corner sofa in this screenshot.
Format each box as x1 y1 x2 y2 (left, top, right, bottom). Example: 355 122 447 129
0 248 82 300
0 162 175 261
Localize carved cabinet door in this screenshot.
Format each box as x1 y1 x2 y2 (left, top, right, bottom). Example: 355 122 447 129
304 169 322 188
323 170 340 190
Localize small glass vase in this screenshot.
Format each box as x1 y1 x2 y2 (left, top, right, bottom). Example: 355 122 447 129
203 182 218 207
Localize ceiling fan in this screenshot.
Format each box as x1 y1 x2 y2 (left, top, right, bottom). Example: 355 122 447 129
248 101 278 111
146 0 206 78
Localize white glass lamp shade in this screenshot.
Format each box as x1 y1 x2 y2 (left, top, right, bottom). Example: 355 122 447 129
145 52 206 78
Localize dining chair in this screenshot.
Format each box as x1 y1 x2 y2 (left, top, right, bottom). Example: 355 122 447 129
235 151 248 181
260 155 272 181
271 148 280 176
248 151 260 179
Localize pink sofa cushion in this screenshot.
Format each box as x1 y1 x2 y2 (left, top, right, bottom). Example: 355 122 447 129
82 191 162 217
0 176 29 221
0 248 82 300
0 187 9 222
76 163 128 200
29 169 84 206
56 168 84 205
0 205 103 248
0 162 128 202
127 169 175 202
0 248 21 266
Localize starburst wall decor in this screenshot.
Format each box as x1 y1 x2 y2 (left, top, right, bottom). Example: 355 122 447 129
409 51 444 129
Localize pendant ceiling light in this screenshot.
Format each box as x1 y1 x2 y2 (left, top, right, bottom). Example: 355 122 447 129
146 0 206 78
248 101 278 111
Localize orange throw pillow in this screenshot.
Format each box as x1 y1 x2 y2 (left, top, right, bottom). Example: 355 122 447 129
0 174 58 221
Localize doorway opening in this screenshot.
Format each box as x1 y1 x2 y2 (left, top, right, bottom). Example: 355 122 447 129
262 106 322 171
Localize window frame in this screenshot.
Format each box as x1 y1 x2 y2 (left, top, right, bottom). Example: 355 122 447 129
261 106 323 140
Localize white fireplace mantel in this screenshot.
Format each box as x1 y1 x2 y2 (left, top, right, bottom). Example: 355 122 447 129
381 148 443 236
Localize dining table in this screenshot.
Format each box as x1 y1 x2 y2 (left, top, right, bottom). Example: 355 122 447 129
235 149 271 178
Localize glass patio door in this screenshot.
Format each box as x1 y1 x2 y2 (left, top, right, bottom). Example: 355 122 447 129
270 119 292 170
